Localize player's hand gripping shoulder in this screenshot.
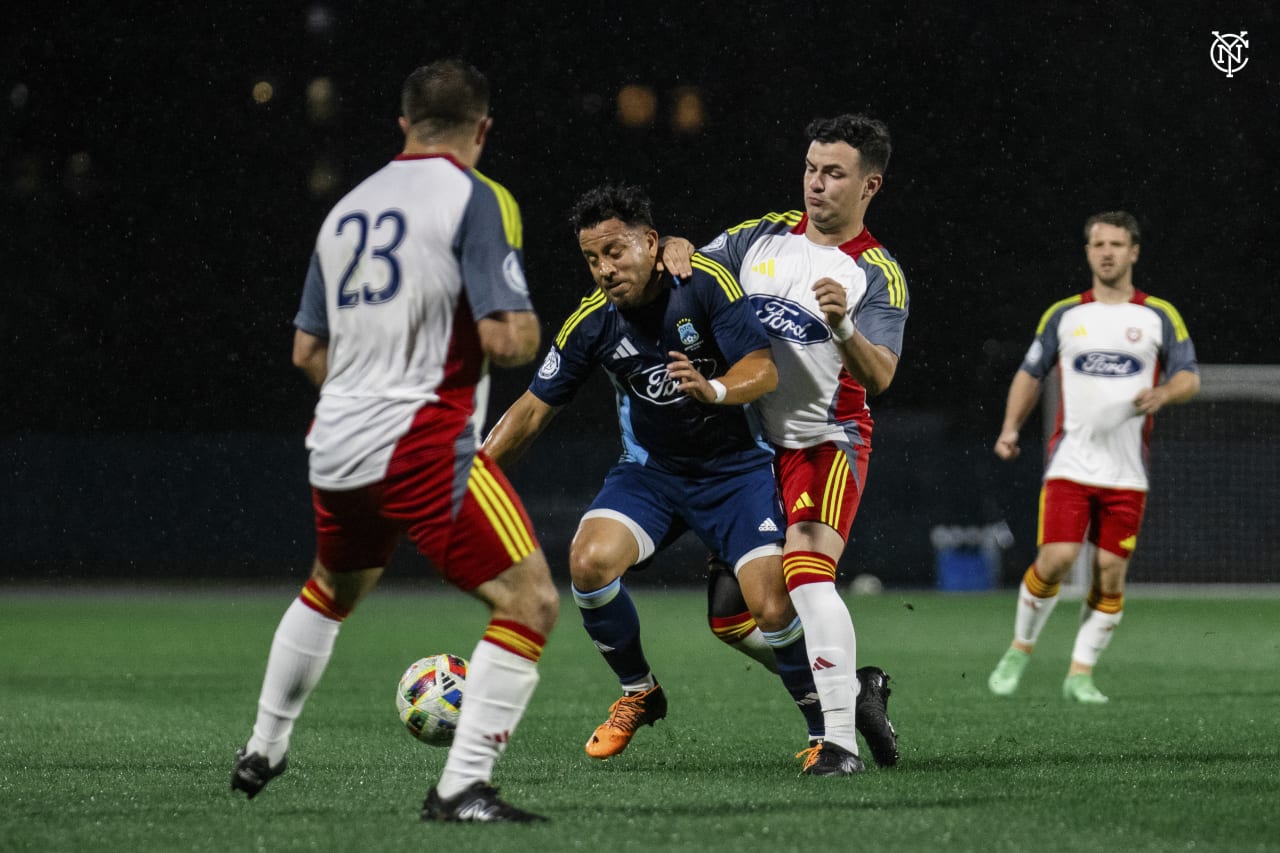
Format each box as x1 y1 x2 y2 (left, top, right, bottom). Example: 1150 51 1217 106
657 236 696 279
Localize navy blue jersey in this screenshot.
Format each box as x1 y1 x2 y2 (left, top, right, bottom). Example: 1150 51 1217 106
531 263 773 477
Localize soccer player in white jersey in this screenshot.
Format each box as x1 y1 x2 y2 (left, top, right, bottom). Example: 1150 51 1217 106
988 211 1200 704
230 60 559 823
664 115 907 772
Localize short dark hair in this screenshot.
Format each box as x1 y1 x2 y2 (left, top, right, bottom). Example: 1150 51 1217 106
1083 211 1141 245
400 60 489 136
806 114 892 175
569 184 655 233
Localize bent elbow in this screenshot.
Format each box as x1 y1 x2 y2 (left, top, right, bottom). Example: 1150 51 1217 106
864 367 896 398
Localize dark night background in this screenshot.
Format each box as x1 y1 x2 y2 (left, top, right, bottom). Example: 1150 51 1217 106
2 2 1276 584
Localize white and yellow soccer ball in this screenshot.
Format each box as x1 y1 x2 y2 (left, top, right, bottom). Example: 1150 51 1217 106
395 653 468 746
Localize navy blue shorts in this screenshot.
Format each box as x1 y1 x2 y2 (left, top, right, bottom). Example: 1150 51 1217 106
582 461 784 570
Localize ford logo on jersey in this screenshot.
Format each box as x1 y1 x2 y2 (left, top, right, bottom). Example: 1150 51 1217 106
1073 351 1144 377
626 359 716 405
749 295 831 345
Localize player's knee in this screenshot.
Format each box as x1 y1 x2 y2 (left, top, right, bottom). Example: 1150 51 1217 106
1036 544 1079 580
568 538 627 590
748 593 796 634
311 560 380 613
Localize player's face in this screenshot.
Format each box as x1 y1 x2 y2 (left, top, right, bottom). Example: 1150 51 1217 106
803 141 879 239
578 219 661 309
1085 223 1140 287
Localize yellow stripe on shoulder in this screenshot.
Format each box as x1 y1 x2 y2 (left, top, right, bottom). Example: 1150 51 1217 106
554 289 607 349
862 247 907 309
691 253 745 301
1035 295 1084 335
1143 296 1191 342
727 210 802 234
471 169 523 249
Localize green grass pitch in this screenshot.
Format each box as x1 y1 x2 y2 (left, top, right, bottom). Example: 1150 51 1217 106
2 586 1277 852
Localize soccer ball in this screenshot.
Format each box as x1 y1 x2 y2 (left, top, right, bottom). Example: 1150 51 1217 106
396 653 468 746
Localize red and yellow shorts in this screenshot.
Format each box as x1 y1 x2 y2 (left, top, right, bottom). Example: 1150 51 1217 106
1038 478 1147 559
774 440 871 541
313 448 538 591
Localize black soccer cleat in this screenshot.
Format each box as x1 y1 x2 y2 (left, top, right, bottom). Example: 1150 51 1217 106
231 746 288 799
799 740 866 776
855 665 899 767
422 781 547 823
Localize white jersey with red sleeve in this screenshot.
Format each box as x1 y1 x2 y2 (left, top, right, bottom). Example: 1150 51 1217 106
697 211 908 449
1020 289 1198 491
293 154 532 490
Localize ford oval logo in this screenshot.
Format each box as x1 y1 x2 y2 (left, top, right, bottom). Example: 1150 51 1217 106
749 294 831 345
1073 351 1143 377
626 359 717 405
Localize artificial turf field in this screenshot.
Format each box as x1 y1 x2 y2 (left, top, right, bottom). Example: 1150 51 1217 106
2 586 1277 852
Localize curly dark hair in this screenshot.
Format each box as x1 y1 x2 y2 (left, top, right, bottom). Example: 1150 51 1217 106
569 184 655 234
806 114 892 175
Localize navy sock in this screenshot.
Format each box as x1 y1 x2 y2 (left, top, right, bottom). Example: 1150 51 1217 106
763 618 824 741
573 579 652 686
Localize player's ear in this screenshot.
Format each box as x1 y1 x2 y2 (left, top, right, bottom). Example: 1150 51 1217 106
863 172 883 201
475 116 493 146
398 116 410 136
644 227 660 259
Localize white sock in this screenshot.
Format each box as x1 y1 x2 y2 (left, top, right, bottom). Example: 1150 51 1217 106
788 581 858 754
246 598 341 765
731 628 779 673
436 640 541 800
1013 578 1060 646
1071 606 1123 667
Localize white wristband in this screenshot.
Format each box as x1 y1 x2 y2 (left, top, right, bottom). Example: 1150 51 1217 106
709 379 728 404
832 315 855 342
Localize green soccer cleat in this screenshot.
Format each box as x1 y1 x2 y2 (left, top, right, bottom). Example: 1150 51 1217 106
1062 673 1109 704
987 647 1030 696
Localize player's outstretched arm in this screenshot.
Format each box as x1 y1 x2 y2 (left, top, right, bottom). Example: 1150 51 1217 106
668 347 777 405
1132 369 1200 416
483 390 561 469
292 329 329 388
994 370 1042 461
478 310 541 368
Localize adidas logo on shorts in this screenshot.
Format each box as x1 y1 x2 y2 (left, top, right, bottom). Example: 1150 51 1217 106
758 518 779 533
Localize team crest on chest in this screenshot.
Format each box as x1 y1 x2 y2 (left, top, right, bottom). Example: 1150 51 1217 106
1126 326 1142 342
676 318 702 349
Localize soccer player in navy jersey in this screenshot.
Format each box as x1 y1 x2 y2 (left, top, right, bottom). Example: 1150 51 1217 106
661 115 906 770
484 185 862 772
231 60 558 823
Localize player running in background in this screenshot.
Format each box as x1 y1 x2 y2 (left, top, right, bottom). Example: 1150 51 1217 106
988 211 1199 703
231 60 559 823
484 185 862 773
662 114 907 770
